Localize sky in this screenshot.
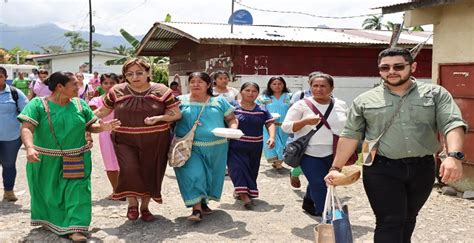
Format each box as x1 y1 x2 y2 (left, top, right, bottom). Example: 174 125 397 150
0 0 426 36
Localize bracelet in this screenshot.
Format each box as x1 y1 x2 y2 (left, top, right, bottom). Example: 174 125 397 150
329 166 342 172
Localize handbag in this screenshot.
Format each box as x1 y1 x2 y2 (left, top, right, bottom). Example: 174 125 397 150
314 185 353 243
40 97 86 179
283 99 334 168
362 95 408 165
304 99 358 166
168 97 208 167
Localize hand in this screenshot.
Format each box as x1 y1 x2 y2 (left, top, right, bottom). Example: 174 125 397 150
266 138 275 149
26 147 40 162
324 170 345 186
144 116 161 125
304 115 321 126
439 157 463 184
100 119 121 131
85 132 93 147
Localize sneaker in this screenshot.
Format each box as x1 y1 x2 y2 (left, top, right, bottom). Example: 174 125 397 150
3 191 17 202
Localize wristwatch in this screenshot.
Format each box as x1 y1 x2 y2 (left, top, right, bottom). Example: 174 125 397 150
447 151 465 161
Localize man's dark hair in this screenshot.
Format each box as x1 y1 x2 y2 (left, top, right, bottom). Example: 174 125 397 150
378 47 414 64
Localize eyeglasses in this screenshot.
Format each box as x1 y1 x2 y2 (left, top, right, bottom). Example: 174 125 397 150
124 71 146 78
378 63 410 72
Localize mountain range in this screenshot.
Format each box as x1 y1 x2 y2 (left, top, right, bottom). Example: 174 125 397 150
0 23 144 52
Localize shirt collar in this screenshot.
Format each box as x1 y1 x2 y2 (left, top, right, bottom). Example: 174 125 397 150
0 84 12 93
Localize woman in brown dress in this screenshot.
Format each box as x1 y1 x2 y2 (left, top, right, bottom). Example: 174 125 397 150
94 58 181 222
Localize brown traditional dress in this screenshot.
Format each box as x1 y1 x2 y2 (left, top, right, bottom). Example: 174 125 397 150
103 82 179 203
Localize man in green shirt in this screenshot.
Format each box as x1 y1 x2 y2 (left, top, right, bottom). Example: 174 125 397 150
325 48 467 243
12 72 30 96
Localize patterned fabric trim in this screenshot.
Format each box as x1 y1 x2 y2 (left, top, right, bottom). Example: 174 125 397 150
31 220 89 235
111 191 163 203
18 114 38 126
146 89 172 103
193 139 228 147
265 118 276 124
237 135 264 143
85 117 98 128
234 187 259 198
274 122 282 126
102 96 114 109
235 110 264 115
224 107 235 117
35 144 92 157
179 95 219 106
184 195 220 207
166 100 181 109
114 124 169 134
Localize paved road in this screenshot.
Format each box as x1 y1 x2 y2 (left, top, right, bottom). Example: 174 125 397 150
1 135 474 242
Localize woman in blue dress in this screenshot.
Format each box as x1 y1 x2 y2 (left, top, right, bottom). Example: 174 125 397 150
174 72 238 221
256 77 291 169
228 82 276 209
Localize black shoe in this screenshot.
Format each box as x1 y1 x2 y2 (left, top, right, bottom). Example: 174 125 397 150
302 197 316 216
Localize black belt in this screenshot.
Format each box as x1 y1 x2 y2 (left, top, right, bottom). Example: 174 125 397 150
376 155 433 164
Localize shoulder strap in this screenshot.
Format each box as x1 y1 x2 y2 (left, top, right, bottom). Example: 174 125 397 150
194 97 209 124
375 94 408 140
40 97 63 151
304 98 334 130
80 84 88 98
9 85 20 114
299 91 305 100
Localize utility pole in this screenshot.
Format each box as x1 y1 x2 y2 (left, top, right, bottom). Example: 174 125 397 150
89 0 93 73
230 0 234 34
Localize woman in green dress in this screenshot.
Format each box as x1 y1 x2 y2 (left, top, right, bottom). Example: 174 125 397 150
18 71 120 242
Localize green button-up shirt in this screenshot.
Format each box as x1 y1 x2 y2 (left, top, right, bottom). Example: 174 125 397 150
341 79 468 160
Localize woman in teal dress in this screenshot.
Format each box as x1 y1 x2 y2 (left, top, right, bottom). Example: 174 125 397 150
18 72 120 242
256 77 291 169
174 72 238 221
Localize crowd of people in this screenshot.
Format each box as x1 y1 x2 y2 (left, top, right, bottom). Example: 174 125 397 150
0 47 467 242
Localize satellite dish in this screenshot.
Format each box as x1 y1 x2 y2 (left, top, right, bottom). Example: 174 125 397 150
228 9 253 25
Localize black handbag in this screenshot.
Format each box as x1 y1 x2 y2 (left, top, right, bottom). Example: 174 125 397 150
283 99 334 167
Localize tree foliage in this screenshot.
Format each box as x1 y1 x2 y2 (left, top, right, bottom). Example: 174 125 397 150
362 15 383 30
64 31 101 51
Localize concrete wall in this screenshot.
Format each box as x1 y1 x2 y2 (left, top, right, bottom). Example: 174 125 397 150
50 55 122 74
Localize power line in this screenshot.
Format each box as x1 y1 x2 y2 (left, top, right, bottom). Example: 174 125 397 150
235 1 376 19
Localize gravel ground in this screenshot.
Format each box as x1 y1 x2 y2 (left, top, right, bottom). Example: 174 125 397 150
1 134 474 242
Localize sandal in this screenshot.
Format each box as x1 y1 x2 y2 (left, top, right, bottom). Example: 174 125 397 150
140 209 156 222
272 160 284 169
68 232 87 242
290 174 301 188
202 204 213 215
126 206 139 221
187 209 203 222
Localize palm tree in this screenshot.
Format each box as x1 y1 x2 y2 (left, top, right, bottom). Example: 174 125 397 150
384 21 395 31
411 26 424 32
362 15 383 30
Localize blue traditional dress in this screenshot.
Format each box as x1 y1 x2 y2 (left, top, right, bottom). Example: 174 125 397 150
256 93 291 163
174 95 234 207
228 101 274 198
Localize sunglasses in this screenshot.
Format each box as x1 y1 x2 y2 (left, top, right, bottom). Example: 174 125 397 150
124 71 146 78
378 63 410 72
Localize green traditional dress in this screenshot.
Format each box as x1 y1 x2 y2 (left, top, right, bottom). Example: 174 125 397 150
18 97 97 235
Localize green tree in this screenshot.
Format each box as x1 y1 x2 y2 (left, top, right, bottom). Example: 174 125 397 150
7 47 30 64
40 45 66 54
411 26 424 32
384 21 395 31
64 31 101 51
362 15 383 30
164 13 172 22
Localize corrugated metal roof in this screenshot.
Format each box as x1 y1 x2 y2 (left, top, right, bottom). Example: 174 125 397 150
137 22 433 56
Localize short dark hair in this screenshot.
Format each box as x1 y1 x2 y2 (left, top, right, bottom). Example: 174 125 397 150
378 47 414 64
0 67 7 77
309 73 334 88
263 76 290 96
170 81 179 87
47 72 75 91
240 82 260 93
188 72 214 96
100 73 118 84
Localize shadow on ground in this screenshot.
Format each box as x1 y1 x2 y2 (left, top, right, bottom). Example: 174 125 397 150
292 223 373 241
97 210 251 241
219 198 284 213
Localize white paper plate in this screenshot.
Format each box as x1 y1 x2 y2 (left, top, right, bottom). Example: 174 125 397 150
271 113 281 119
211 128 244 139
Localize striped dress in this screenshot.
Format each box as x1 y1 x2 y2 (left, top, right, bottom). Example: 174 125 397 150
227 101 274 198
256 93 291 162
